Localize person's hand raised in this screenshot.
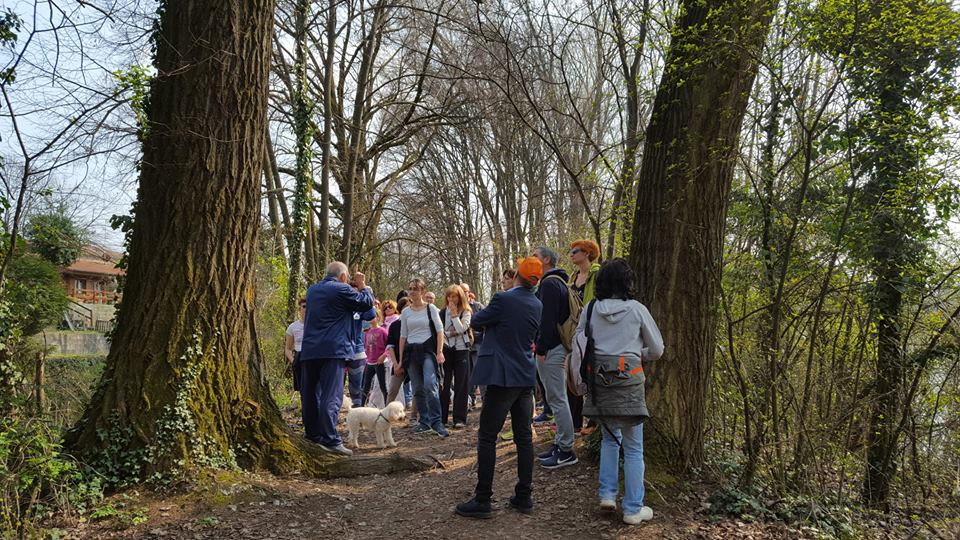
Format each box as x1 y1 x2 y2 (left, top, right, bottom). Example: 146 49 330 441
353 271 366 289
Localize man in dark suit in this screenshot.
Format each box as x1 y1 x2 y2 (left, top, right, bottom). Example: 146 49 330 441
455 257 543 519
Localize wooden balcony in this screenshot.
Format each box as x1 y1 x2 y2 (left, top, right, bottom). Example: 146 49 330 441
68 288 120 305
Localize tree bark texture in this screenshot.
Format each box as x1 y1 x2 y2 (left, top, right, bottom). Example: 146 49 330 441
65 0 434 480
627 0 775 469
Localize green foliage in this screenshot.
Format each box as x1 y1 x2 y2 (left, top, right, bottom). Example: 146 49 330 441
24 209 89 268
0 9 22 84
113 65 152 140
88 415 149 489
3 253 69 336
810 0 960 263
89 501 148 527
0 417 103 537
44 355 105 430
255 253 297 408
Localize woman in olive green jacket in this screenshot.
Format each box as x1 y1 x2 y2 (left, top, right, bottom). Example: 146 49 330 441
569 239 601 303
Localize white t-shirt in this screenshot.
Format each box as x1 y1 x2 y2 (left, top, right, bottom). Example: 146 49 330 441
285 320 304 352
400 304 443 345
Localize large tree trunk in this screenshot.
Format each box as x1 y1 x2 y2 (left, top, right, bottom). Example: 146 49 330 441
627 0 775 470
65 0 433 480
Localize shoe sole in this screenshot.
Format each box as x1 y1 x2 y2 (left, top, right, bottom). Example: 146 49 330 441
455 509 493 519
541 458 579 470
599 502 616 513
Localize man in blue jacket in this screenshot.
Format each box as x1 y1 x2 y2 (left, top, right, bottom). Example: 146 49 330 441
300 261 374 456
531 246 578 469
456 257 542 519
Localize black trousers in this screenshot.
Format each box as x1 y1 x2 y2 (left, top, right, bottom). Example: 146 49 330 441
361 363 388 406
292 351 302 392
568 389 583 430
440 348 470 424
475 385 534 503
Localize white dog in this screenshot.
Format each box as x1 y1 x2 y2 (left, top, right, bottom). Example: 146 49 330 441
345 400 406 449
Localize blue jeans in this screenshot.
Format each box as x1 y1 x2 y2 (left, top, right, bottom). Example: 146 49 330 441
347 363 364 406
403 380 413 404
599 423 645 514
407 353 442 429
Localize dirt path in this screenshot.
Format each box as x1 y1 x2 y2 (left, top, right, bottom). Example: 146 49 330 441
65 406 819 539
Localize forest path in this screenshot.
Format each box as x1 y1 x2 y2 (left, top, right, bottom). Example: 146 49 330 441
68 405 816 539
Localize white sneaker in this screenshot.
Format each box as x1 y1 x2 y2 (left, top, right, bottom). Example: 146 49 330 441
623 506 653 525
599 499 616 512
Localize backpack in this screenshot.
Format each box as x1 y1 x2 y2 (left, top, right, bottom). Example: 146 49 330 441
567 299 596 397
544 274 583 351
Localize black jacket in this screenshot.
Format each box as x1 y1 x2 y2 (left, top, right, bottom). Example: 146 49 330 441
534 268 570 353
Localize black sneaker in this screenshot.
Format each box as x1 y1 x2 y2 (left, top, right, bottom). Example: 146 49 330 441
540 449 578 469
508 495 534 514
536 444 558 461
455 498 493 519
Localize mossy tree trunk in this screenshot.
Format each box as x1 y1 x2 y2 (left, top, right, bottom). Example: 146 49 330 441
65 0 433 480
627 0 776 470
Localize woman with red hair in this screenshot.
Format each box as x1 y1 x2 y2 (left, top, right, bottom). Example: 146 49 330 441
569 239 601 303
568 239 602 434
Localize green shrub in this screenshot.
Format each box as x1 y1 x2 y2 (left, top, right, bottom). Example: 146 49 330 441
4 253 69 336
43 355 105 429
0 416 102 538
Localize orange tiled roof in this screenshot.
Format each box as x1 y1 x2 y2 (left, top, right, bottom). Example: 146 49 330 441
63 258 124 277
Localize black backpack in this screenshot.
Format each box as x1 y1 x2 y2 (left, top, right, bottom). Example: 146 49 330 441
579 300 599 404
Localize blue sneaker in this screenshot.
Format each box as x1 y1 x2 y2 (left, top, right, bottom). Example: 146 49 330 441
434 425 450 438
540 449 578 470
533 412 553 424
536 444 558 461
413 424 435 435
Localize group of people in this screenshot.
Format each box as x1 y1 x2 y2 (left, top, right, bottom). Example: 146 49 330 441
283 239 664 526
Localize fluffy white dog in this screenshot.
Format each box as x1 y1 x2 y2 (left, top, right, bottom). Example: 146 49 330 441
345 400 406 449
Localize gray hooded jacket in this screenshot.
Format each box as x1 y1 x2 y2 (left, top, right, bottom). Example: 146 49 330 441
576 299 664 423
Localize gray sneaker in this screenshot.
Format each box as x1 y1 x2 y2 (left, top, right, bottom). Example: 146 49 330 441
318 443 354 456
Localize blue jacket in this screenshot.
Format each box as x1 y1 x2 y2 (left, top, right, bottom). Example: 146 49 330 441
470 286 542 388
535 268 570 353
301 277 375 361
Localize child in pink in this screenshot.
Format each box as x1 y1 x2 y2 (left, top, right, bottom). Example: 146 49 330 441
361 308 389 407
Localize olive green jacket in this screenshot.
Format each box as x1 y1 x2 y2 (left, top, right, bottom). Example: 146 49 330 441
570 262 601 303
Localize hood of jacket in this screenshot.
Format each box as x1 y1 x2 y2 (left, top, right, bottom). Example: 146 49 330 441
592 298 637 323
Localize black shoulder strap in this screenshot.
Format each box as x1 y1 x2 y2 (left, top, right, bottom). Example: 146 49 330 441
585 300 596 338
428 304 438 338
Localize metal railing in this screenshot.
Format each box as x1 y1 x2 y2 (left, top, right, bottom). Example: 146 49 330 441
64 301 94 330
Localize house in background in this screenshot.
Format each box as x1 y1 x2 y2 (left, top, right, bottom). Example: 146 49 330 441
60 244 123 332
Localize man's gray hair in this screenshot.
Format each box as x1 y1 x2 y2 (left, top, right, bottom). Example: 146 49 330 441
324 261 349 280
535 246 559 268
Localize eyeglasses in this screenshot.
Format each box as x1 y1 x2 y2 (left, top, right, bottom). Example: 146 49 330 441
570 248 583 255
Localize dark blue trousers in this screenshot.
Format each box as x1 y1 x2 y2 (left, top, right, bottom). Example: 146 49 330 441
300 358 346 446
